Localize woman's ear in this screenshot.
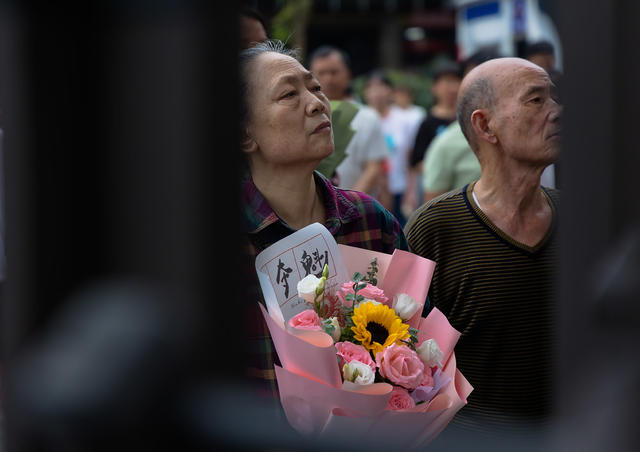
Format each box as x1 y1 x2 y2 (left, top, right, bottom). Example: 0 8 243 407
470 109 498 145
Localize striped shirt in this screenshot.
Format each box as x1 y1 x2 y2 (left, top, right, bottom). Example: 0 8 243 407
243 171 407 400
405 182 559 434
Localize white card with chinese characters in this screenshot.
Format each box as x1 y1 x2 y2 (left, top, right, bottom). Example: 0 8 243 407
255 223 349 322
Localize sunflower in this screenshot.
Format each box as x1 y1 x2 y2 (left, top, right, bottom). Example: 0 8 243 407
351 302 410 356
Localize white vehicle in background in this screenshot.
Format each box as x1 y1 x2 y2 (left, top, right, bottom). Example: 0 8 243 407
452 0 562 70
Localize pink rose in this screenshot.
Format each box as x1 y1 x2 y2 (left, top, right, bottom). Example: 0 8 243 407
288 309 322 331
376 344 425 390
420 366 434 387
335 342 376 372
387 386 416 411
336 281 389 307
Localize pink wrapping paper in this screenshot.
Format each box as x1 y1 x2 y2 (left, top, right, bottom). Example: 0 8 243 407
417 307 461 366
275 365 392 436
260 303 342 388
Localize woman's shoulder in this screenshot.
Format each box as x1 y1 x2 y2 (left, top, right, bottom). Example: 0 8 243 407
335 188 408 251
337 187 389 217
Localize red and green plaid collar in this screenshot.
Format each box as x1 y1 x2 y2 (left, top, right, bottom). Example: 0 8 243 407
242 171 363 235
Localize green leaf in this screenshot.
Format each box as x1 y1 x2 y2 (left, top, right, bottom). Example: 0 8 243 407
352 272 364 283
356 282 367 291
315 100 359 179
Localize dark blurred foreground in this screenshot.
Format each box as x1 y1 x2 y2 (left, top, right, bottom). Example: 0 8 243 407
1 1 639 451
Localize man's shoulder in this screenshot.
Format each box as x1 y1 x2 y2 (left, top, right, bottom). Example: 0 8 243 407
405 187 467 232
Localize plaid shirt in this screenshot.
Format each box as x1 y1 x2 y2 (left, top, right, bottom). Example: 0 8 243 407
242 171 407 399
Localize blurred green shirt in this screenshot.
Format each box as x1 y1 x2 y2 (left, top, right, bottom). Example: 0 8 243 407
422 121 481 193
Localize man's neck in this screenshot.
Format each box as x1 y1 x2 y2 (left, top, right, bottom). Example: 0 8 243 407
251 165 325 230
473 158 553 247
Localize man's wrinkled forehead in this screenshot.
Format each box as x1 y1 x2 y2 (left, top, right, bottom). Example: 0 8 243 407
485 62 549 101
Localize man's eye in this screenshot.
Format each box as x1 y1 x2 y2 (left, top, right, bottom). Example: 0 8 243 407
531 97 542 104
282 91 297 99
312 85 322 92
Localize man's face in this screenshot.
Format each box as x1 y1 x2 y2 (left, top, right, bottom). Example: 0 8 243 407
364 78 393 111
431 74 461 109
393 88 413 109
490 64 562 165
309 52 351 101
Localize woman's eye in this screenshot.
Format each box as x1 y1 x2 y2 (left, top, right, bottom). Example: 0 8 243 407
282 91 296 99
312 85 322 92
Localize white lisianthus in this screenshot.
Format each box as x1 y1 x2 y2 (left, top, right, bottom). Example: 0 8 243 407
322 317 341 342
297 274 322 303
329 317 342 342
342 360 375 385
355 298 381 308
416 338 444 368
392 293 420 320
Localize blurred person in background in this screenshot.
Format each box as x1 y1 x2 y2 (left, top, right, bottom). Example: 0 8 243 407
405 57 561 435
393 84 426 131
406 61 462 210
524 40 561 82
364 70 417 227
420 50 500 202
240 6 268 49
308 46 389 195
240 41 407 408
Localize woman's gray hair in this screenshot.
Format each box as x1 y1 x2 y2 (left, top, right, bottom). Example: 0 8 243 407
239 40 300 130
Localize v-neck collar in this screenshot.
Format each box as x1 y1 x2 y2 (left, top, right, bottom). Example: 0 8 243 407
463 181 557 255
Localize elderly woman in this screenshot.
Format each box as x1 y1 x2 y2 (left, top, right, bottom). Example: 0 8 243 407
240 40 407 400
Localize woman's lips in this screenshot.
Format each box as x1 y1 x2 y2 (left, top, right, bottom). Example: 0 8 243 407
312 121 331 134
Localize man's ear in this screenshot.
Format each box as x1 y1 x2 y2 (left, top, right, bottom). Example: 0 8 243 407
470 109 498 145
242 129 258 154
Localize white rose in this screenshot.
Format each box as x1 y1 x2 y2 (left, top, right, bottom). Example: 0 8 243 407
297 274 322 303
342 360 375 385
392 293 420 320
416 338 444 368
354 298 381 308
325 316 341 342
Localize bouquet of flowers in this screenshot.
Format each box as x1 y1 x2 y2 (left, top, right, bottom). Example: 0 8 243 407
256 224 472 448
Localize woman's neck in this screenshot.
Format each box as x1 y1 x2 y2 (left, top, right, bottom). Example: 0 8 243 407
251 167 325 230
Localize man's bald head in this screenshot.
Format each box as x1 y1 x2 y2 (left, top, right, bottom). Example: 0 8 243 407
457 58 546 152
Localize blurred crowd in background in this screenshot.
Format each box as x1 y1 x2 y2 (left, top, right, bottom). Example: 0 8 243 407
242 0 560 226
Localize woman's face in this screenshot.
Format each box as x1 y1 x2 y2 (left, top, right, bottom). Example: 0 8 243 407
244 52 333 167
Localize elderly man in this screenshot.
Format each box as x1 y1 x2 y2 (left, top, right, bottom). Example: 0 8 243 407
405 58 561 434
308 46 389 195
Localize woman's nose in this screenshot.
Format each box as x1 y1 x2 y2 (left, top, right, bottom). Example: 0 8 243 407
306 92 326 116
